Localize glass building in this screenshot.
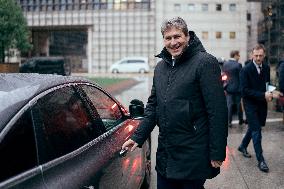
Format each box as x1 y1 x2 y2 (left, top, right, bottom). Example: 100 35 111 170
17 0 156 73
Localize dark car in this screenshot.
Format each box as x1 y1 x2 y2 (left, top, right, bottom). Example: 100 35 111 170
0 73 150 189
19 57 71 76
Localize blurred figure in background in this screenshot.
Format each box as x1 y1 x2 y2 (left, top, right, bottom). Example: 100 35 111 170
223 50 244 127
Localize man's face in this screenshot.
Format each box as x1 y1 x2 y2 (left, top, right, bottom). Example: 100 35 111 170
235 54 240 62
252 49 265 65
163 27 189 59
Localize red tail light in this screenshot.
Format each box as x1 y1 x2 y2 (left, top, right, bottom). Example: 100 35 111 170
125 124 134 132
221 73 228 81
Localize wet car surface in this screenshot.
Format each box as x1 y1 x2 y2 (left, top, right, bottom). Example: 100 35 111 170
0 73 150 189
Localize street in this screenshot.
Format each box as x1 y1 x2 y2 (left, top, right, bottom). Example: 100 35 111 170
114 74 284 189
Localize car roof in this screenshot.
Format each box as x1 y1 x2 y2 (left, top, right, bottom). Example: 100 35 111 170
120 57 148 61
31 56 64 59
0 73 96 131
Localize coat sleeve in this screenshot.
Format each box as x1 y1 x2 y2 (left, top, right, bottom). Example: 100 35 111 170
198 55 228 161
279 63 284 93
240 67 265 100
131 74 157 146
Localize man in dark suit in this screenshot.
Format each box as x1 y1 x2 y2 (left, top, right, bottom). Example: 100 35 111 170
238 44 272 172
223 50 244 127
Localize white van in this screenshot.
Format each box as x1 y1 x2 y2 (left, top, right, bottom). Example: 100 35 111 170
109 57 150 73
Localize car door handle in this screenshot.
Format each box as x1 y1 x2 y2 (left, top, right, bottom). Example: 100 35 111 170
119 149 128 157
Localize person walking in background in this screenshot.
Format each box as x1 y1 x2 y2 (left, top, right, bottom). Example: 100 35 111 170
122 17 228 189
223 50 244 127
237 44 273 172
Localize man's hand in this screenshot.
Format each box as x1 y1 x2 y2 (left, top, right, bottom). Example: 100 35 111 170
122 139 139 152
265 91 273 102
272 90 283 99
211 160 223 168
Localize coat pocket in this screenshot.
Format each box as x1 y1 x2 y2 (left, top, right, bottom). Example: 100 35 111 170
167 99 193 131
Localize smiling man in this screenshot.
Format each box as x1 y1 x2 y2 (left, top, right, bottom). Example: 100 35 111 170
122 17 228 189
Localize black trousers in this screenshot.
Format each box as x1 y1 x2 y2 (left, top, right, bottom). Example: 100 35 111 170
157 173 206 189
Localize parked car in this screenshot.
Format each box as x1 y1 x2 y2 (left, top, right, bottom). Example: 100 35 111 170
109 57 150 73
19 57 71 76
0 73 150 189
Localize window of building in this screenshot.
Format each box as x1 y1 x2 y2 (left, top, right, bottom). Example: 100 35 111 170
201 3 208 11
229 32 236 39
229 3 236 11
247 13 251 21
188 3 195 11
60 4 66 10
216 32 222 39
247 26 251 37
174 3 181 11
216 4 222 11
202 31 208 40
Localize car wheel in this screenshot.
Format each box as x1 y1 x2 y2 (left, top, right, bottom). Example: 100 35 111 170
63 62 71 76
140 139 151 189
112 69 119 74
139 69 146 74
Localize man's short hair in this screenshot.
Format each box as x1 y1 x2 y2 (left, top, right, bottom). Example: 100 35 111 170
252 44 266 53
230 50 240 58
161 17 189 37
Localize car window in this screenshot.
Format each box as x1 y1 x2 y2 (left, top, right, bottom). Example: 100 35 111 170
81 85 123 131
120 60 127 64
127 60 145 64
0 110 37 182
36 86 95 161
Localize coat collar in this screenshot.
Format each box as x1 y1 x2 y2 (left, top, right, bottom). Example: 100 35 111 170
156 31 206 66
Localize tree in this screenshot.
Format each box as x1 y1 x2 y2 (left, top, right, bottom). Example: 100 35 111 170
0 0 31 63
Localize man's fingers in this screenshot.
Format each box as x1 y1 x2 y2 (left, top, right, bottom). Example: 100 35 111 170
122 139 134 150
122 139 139 152
211 160 223 168
131 143 138 152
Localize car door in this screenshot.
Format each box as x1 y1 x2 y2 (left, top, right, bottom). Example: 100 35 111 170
0 110 46 189
80 84 145 189
127 60 140 72
118 60 128 72
31 85 105 189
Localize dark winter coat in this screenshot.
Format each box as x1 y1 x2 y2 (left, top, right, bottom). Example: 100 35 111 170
278 60 284 93
223 59 242 94
131 31 228 180
240 61 270 129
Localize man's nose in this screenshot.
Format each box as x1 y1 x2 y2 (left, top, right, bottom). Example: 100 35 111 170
170 39 177 45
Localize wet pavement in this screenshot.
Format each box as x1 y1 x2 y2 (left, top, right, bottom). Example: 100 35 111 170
75 73 284 189
205 114 284 189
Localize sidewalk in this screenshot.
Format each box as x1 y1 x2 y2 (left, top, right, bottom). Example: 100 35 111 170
205 110 284 189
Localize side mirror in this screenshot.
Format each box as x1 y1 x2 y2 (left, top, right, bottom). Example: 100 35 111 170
129 99 144 118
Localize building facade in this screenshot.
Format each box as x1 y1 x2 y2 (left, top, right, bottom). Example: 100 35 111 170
257 0 284 64
156 0 248 64
17 0 155 73
17 0 260 72
247 1 263 57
